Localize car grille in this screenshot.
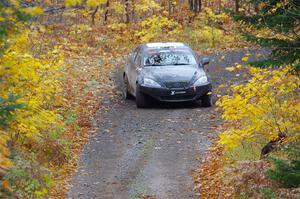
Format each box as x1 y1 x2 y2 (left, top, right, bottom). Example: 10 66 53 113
161 94 195 101
164 81 189 88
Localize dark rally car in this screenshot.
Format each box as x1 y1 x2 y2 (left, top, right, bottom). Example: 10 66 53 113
123 42 212 108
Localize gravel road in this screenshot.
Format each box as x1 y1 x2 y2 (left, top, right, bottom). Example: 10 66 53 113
68 49 269 199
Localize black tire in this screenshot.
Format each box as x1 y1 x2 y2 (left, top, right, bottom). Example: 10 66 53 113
201 93 213 107
123 75 131 100
136 90 148 108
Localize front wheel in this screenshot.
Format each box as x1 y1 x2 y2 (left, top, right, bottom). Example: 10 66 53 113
201 93 213 107
136 90 148 108
123 75 132 100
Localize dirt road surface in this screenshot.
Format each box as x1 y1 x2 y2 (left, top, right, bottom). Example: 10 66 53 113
68 49 269 199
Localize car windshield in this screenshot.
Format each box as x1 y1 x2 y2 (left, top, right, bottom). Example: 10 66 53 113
143 49 197 66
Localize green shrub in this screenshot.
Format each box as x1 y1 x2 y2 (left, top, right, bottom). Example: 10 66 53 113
0 94 24 126
4 153 53 198
259 186 278 199
266 144 300 188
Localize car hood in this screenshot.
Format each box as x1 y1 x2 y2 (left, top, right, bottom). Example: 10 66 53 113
141 65 206 83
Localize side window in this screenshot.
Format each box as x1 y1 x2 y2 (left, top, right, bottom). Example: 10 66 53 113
134 54 141 67
132 47 140 61
193 52 200 64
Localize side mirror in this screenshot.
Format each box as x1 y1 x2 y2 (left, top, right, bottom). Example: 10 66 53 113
200 57 210 66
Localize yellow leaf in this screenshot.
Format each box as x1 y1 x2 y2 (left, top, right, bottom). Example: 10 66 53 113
65 0 81 7
241 56 249 62
225 66 235 72
235 64 242 69
20 7 43 16
87 0 107 7
2 180 10 190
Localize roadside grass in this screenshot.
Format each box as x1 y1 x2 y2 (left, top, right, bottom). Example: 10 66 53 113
224 139 267 162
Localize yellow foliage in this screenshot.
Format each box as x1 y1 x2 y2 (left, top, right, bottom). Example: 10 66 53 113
111 1 125 15
135 16 180 42
203 7 229 22
70 24 92 34
65 0 81 7
9 0 20 8
188 25 224 48
0 31 64 139
135 0 161 14
108 23 128 30
241 56 249 62
20 7 44 16
217 66 300 149
226 64 243 72
87 0 107 7
0 131 12 170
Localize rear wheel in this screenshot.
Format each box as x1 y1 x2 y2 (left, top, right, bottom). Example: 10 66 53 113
136 90 148 108
201 93 213 107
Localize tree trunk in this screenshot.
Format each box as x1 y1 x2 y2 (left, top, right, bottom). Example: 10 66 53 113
218 0 221 13
254 2 259 13
124 0 130 23
194 0 198 12
131 0 135 22
260 132 287 159
235 0 239 13
168 0 172 16
104 0 109 24
91 6 99 25
189 0 194 11
198 0 201 12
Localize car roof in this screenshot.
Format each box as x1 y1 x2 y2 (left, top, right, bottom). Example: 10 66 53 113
142 42 188 49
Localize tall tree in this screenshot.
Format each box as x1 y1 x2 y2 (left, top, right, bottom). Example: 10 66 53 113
233 0 300 69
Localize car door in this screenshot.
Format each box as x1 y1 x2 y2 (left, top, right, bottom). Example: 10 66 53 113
128 46 141 95
126 46 139 92
132 52 142 94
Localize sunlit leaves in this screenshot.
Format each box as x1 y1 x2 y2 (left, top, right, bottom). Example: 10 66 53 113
110 1 125 15
217 66 300 149
87 0 107 7
225 66 235 72
135 0 160 13
20 7 43 16
226 63 243 72
65 0 82 7
0 31 64 138
135 16 180 42
8 0 20 8
241 56 249 62
0 131 13 170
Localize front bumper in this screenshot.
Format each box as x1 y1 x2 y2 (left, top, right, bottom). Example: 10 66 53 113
137 83 212 102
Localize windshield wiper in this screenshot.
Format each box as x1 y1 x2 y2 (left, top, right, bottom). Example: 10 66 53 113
173 63 190 65
145 63 191 66
145 64 162 66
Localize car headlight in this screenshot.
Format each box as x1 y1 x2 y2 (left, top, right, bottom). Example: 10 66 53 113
194 76 208 86
142 78 161 88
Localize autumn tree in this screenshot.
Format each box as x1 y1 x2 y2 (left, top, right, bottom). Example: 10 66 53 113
218 66 300 151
